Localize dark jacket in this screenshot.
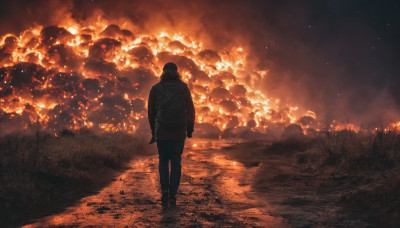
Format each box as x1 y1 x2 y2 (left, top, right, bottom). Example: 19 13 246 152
148 79 195 141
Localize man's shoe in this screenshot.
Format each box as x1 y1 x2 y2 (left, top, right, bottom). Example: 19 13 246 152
161 192 169 205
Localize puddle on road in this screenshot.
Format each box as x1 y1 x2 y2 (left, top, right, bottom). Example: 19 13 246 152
23 139 286 227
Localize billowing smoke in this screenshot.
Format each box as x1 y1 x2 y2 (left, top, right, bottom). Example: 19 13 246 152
0 0 399 136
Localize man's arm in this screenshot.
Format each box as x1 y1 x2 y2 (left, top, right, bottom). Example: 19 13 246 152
184 85 195 137
148 86 157 137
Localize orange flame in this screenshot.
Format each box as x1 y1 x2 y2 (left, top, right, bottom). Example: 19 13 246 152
1 18 397 136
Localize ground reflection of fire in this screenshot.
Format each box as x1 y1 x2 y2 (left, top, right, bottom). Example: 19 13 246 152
23 140 283 227
0 19 398 136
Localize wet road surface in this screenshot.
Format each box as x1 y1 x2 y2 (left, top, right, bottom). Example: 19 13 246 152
23 140 286 227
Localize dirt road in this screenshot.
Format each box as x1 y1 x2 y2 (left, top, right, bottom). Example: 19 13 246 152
23 140 286 227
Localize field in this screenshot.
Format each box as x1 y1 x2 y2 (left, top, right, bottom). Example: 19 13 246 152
224 130 400 227
0 129 151 227
1 129 400 227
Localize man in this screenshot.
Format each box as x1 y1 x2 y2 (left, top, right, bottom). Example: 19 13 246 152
148 62 195 205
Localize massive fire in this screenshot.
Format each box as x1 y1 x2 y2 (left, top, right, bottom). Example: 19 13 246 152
0 18 398 136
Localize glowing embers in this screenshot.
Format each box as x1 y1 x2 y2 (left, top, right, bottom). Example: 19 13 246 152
0 21 300 135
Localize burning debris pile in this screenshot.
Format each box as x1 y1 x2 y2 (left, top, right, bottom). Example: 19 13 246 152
0 20 398 137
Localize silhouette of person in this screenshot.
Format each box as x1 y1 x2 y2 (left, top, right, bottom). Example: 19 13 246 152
148 62 195 205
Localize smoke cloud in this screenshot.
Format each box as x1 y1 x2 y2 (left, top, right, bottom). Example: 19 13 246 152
0 0 399 128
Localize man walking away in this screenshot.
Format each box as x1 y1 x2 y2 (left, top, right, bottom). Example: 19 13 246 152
148 62 195 206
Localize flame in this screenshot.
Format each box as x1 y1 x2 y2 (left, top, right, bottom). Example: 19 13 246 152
384 121 400 132
0 18 397 136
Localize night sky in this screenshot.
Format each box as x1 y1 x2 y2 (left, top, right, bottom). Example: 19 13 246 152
0 0 399 126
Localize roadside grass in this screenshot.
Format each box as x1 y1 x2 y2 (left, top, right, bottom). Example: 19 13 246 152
297 130 400 172
316 130 400 227
0 129 151 227
274 130 400 226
